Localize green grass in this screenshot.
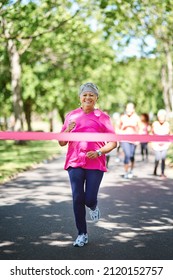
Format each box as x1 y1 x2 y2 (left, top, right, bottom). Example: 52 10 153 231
0 140 61 183
168 145 173 166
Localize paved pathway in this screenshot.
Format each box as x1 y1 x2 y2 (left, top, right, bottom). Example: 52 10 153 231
0 147 173 260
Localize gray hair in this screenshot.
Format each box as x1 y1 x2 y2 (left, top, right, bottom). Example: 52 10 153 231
79 82 99 96
157 109 167 117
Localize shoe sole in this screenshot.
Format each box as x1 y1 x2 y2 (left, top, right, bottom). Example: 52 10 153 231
73 241 88 247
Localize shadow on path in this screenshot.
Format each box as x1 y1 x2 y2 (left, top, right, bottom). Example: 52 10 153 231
0 154 173 260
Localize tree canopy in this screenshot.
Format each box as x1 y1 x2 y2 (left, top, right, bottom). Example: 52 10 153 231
0 0 172 131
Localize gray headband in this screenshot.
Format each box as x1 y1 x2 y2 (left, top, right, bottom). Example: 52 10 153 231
79 82 99 96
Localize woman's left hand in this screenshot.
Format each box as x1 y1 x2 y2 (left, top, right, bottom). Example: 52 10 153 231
86 151 98 159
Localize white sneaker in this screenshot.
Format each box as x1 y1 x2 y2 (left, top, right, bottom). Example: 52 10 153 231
123 173 129 179
128 171 133 179
89 206 100 222
73 233 88 247
115 157 120 163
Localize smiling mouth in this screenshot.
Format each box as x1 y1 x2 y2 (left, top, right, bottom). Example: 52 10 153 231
84 101 92 104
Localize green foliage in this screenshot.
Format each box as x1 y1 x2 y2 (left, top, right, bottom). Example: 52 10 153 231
92 56 163 115
0 140 60 183
0 0 173 126
0 46 12 120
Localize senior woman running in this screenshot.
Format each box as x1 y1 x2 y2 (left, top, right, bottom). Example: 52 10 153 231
59 82 117 247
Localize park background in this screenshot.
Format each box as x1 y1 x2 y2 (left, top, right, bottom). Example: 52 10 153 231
0 0 173 182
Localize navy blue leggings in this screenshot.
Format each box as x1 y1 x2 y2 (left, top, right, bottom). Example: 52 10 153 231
121 142 136 164
67 167 104 235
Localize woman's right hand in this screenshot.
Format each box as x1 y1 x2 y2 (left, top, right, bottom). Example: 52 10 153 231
65 121 76 132
59 121 76 146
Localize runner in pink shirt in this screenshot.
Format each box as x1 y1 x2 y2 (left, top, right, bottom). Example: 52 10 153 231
139 113 151 161
59 82 117 247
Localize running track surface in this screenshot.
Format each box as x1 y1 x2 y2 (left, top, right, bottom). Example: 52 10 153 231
0 147 173 260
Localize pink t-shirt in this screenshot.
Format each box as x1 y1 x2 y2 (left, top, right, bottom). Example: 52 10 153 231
139 122 150 135
61 107 115 171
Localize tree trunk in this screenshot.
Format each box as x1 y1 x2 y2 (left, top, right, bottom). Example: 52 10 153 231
49 109 58 132
58 108 65 124
166 45 173 112
23 97 32 131
7 38 24 131
161 42 173 113
161 65 171 112
49 113 53 132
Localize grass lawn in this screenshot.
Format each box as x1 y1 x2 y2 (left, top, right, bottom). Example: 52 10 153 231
0 140 61 183
168 145 173 167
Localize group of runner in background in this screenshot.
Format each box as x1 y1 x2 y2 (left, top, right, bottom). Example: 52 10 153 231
110 102 171 179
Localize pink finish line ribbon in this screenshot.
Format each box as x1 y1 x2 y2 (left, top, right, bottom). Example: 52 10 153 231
0 131 173 142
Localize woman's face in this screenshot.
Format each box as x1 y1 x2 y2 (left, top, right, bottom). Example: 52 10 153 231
158 114 166 124
80 92 98 109
126 104 135 116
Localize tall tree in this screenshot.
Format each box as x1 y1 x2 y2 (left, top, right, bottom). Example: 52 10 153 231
0 0 79 130
96 0 173 112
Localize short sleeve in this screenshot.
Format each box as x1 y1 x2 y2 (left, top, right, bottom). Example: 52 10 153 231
99 113 115 133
